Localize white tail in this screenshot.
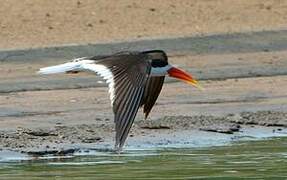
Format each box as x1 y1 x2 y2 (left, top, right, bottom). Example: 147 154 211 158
38 58 94 75
38 58 116 104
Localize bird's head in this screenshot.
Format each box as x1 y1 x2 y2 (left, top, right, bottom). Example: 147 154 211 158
144 50 202 90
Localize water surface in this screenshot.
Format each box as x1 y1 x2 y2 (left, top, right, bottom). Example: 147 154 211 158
0 137 286 179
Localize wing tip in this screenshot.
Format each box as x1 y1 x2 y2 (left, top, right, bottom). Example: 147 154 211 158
143 109 151 120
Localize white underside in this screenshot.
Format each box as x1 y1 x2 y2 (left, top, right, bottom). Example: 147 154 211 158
38 58 115 105
81 63 115 104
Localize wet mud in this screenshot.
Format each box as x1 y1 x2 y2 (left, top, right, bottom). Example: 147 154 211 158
0 111 286 156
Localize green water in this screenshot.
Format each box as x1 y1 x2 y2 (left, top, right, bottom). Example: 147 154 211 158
0 137 286 179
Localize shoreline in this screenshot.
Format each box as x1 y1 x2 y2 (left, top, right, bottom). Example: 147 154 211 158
0 125 286 162
0 110 286 159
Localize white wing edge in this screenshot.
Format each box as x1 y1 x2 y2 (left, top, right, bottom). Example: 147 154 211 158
81 63 115 105
38 58 115 105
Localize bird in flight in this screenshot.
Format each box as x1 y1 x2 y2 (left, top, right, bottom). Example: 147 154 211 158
38 50 201 152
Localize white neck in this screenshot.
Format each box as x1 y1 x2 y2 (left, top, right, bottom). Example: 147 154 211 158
150 65 172 77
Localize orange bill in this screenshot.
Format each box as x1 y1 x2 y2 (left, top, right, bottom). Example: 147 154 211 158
167 67 203 90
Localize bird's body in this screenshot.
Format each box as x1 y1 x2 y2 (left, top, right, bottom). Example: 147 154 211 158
38 50 200 152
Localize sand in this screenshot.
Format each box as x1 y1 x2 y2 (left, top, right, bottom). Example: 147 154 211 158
1 0 287 49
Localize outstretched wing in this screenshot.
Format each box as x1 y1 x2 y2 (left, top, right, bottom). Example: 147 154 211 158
82 53 151 149
141 76 165 119
38 52 152 150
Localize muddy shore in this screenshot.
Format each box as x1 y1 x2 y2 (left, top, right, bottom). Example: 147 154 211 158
0 110 287 156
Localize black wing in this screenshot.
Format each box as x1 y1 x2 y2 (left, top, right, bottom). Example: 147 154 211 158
86 52 151 150
141 76 165 119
